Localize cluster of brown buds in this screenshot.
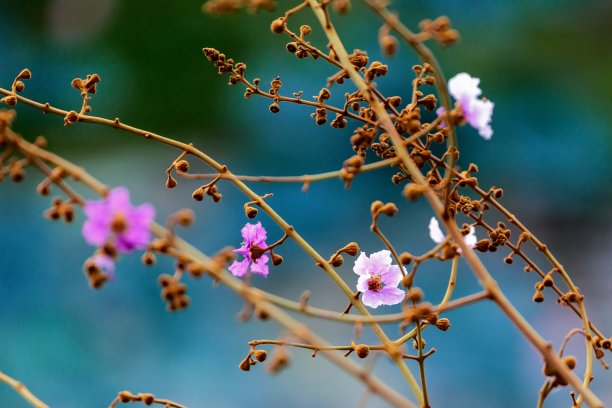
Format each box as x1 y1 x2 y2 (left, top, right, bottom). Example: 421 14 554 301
239 348 268 372
83 243 118 289
44 197 75 223
192 175 223 203
202 47 236 75
1 69 32 106
418 16 460 46
158 274 190 311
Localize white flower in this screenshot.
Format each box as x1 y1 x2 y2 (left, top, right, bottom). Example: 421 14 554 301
428 217 477 252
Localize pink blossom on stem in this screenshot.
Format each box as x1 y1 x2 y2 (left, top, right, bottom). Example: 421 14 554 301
439 72 494 140
353 250 405 308
229 222 270 278
82 187 155 253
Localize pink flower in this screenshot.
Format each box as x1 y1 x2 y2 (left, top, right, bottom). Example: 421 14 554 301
229 222 270 278
439 72 494 140
428 217 476 253
82 187 155 253
354 250 405 308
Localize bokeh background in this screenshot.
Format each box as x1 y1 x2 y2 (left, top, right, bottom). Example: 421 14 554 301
0 0 610 407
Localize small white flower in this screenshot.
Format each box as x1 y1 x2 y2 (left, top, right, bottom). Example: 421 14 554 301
428 217 477 252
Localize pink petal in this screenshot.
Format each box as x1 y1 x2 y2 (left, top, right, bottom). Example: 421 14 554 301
448 73 481 102
250 255 269 277
356 274 370 292
107 187 131 212
353 252 371 276
381 265 403 288
229 259 250 277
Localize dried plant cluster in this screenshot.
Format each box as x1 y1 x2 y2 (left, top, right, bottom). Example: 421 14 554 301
0 1 609 407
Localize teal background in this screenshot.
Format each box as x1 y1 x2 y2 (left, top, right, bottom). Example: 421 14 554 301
0 1 610 407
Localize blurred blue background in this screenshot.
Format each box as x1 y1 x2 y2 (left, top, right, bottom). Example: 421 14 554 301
0 0 610 406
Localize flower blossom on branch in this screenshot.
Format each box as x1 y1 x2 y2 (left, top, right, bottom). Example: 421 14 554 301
229 221 270 278
429 217 477 253
353 250 405 308
438 72 494 140
82 187 155 253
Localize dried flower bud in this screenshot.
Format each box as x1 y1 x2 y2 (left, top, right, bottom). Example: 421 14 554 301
244 205 258 219
378 203 398 217
563 355 577 370
408 288 424 303
380 35 398 56
354 344 369 359
542 275 554 287
1 96 17 107
533 290 544 303
142 251 156 266
331 254 344 267
399 252 412 265
412 338 426 350
300 25 312 36
475 239 490 252
249 245 267 260
64 110 79 126
388 96 402 107
239 356 251 372
401 273 414 288
271 253 283 266
253 349 267 362
601 338 611 350
17 68 32 80
340 242 359 256
14 81 25 93
270 17 286 34
175 159 189 173
166 174 177 189
192 188 204 201
434 318 451 331
370 200 384 214
269 102 280 113
403 183 426 201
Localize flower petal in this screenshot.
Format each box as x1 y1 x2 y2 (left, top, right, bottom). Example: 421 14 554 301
353 252 371 276
428 217 445 244
361 289 385 309
376 287 405 306
356 274 371 292
381 265 403 288
250 255 269 277
229 259 250 277
448 73 481 103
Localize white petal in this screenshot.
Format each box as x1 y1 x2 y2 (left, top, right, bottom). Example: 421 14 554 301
464 226 477 249
353 252 370 276
448 73 481 102
428 217 445 244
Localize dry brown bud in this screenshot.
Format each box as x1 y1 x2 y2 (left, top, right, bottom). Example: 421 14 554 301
239 356 251 372
370 200 384 214
408 288 424 303
175 159 189 173
601 338 611 350
271 253 283 266
378 202 398 217
399 252 412 265
1 96 17 107
331 254 344 267
403 183 426 201
141 394 154 405
64 110 79 126
563 355 577 370
475 239 490 252
300 25 312 36
269 102 280 113
354 344 369 359
270 17 286 34
542 275 554 287
401 273 414 288
340 242 359 256
253 349 267 362
380 35 398 56
412 338 426 350
245 205 258 219
533 290 544 303
166 174 177 189
17 68 32 80
14 81 25 93
434 318 451 331
192 188 204 201
142 251 156 266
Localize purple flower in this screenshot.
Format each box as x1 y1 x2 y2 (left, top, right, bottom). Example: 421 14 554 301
82 187 155 253
439 72 494 140
229 222 270 278
429 217 476 253
353 250 405 309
